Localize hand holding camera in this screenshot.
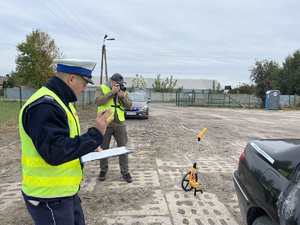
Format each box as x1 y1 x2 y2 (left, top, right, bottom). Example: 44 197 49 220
118 82 127 92
112 82 126 96
112 84 120 94
117 90 125 98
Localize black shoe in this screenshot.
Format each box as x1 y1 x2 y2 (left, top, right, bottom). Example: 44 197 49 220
98 171 106 181
122 173 132 183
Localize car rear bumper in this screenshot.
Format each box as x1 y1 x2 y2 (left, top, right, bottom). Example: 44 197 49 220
233 170 250 225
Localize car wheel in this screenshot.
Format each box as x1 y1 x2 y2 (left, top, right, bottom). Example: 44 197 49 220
252 216 276 225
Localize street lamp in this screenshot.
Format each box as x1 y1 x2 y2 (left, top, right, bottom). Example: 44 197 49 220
100 34 115 84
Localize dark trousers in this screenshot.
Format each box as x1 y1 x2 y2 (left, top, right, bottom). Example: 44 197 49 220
100 125 128 174
23 193 85 225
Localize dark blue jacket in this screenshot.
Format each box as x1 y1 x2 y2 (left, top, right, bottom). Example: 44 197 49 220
22 76 103 166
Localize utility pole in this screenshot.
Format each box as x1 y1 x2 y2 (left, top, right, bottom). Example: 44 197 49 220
100 34 115 85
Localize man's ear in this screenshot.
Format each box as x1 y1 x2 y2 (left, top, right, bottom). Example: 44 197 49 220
67 74 75 84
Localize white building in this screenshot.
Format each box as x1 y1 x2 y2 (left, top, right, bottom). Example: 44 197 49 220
124 77 220 90
92 76 220 90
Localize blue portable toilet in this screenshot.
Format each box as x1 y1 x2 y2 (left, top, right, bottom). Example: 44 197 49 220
265 90 280 110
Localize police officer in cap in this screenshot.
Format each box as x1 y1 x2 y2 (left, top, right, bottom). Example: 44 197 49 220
19 59 111 225
95 73 133 182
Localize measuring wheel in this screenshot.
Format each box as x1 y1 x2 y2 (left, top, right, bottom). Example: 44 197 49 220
181 173 192 192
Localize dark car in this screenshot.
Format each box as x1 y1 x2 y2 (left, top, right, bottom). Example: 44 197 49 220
233 139 300 225
125 91 150 119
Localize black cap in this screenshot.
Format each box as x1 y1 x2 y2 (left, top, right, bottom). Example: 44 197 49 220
110 73 124 82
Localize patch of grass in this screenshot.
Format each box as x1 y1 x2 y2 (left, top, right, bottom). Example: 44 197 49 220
0 100 22 127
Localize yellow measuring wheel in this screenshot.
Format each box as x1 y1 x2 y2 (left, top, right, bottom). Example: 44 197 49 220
181 163 204 196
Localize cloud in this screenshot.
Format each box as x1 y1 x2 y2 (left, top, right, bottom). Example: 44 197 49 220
0 0 299 86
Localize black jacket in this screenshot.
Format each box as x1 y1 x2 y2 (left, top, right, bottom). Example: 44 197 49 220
22 76 103 166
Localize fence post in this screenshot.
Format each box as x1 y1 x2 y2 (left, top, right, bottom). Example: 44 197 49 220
192 89 195 105
249 95 251 108
19 86 22 109
180 92 182 106
207 93 210 106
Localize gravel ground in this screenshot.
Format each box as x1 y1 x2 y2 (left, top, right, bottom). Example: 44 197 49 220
1 103 300 225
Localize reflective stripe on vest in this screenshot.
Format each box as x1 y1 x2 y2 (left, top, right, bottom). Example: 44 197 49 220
97 84 125 122
19 86 83 198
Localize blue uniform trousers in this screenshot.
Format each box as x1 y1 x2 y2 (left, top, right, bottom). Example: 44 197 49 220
23 193 85 225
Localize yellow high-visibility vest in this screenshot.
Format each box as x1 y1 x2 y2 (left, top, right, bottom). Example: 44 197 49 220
19 86 83 198
97 84 125 122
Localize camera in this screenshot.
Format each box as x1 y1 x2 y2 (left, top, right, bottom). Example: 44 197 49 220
117 82 127 92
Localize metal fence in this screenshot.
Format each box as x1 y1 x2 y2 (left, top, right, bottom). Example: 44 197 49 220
0 86 98 127
144 88 214 103
176 91 262 108
280 95 300 108
77 86 97 108
2 86 98 107
2 87 300 127
175 91 300 108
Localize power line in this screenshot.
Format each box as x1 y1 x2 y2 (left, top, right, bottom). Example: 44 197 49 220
38 0 95 44
51 0 98 44
0 43 16 50
0 42 16 47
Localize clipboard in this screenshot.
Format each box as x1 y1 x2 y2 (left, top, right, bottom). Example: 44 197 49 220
81 146 133 163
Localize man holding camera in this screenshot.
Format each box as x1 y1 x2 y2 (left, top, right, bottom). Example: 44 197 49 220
95 73 133 183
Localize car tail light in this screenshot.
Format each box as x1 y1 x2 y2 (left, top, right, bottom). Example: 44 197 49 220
239 150 246 162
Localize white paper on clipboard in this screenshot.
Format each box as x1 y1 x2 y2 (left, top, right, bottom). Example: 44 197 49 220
81 146 133 163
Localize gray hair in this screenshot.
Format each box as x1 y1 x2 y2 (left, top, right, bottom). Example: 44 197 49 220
55 72 70 81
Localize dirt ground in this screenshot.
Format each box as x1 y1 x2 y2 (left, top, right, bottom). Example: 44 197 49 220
1 103 300 225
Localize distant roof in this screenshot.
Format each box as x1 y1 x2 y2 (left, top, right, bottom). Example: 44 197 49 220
91 76 221 90
124 77 219 90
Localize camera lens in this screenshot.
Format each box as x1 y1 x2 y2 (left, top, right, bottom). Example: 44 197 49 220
120 84 126 91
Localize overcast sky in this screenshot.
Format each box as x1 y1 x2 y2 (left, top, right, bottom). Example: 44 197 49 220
0 0 299 87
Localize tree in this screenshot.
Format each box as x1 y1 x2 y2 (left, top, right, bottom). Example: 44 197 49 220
216 83 221 91
152 74 178 92
163 75 177 92
3 73 17 88
280 50 300 95
131 74 146 89
14 30 60 88
250 60 281 106
152 74 162 92
229 83 256 94
212 80 222 93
